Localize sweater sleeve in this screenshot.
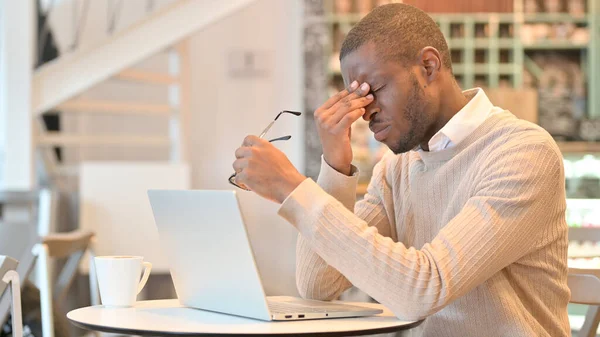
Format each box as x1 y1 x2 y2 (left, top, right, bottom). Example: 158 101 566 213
293 156 394 300
279 141 565 320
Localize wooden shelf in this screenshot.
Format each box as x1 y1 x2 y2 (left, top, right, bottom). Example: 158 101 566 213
523 42 589 50
569 227 600 242
329 13 518 24
430 13 514 23
447 38 515 49
326 14 364 24
557 142 600 154
523 13 589 24
327 13 588 24
567 199 600 209
452 64 515 75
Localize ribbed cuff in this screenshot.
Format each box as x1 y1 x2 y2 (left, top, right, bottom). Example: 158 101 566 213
278 179 332 234
317 156 359 210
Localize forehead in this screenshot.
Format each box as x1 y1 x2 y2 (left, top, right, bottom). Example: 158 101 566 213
340 42 402 86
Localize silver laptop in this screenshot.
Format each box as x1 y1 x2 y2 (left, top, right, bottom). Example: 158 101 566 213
147 190 383 321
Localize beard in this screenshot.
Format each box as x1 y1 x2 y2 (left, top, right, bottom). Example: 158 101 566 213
388 73 432 154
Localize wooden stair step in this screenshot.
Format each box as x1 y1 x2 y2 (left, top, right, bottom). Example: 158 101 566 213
38 133 171 146
56 99 173 116
114 69 178 85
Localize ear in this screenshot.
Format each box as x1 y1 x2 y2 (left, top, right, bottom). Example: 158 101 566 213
418 47 442 84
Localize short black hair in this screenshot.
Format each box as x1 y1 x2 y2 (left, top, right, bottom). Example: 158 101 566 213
340 3 452 71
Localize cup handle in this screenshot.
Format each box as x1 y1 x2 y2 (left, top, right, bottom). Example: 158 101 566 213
137 262 152 295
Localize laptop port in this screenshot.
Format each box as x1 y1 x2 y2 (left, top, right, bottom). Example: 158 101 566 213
285 315 292 319
298 315 305 318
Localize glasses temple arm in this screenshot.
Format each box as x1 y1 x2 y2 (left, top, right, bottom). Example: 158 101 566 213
259 121 275 138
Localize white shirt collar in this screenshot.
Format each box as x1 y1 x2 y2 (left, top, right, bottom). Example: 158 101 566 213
418 88 496 152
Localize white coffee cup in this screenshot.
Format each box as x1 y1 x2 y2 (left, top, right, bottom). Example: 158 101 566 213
94 256 152 307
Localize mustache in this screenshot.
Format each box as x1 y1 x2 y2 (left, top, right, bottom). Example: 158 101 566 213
369 115 381 129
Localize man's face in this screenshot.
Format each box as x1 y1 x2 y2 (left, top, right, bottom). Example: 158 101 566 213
341 42 436 154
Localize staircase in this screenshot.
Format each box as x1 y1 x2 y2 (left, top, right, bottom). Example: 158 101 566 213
31 0 256 189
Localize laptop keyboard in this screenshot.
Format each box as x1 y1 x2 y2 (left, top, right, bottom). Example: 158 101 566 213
267 300 362 314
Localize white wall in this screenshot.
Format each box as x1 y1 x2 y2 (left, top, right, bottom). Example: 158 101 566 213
0 0 35 190
49 0 305 296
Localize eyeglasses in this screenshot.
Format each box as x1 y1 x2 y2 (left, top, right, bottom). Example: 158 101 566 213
228 110 302 191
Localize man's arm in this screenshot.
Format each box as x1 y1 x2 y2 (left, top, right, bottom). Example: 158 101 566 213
231 81 389 299
295 154 395 300
280 140 566 320
295 157 356 300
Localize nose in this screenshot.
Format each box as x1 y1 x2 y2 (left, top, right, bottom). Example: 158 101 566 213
362 103 380 122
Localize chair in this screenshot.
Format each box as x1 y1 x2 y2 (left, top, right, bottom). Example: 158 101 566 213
0 189 97 337
568 268 600 337
568 227 600 337
0 191 40 329
34 231 97 337
569 267 600 337
0 256 22 337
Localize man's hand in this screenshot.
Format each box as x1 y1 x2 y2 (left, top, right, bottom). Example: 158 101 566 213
315 81 373 175
233 136 307 204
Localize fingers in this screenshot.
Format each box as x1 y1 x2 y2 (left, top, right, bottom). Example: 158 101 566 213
335 107 367 131
235 146 252 159
235 135 271 170
232 158 248 173
233 135 271 171
320 80 359 110
232 171 250 191
334 82 371 113
233 141 254 175
242 135 262 147
330 94 372 125
315 82 372 130
343 82 371 103
321 82 371 115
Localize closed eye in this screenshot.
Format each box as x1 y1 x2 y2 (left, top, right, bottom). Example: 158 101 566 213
369 85 385 96
370 84 385 95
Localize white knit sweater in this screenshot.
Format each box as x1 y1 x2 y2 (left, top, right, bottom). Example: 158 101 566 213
278 111 570 337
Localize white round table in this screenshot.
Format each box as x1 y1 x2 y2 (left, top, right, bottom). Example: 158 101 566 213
67 299 423 336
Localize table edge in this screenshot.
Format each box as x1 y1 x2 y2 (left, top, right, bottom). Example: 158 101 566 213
68 316 425 337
